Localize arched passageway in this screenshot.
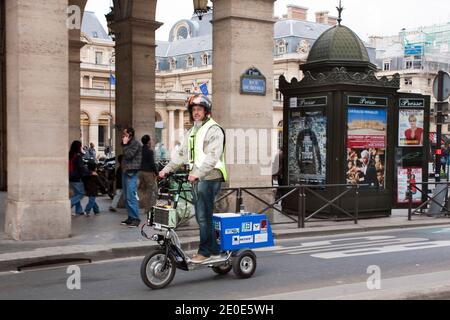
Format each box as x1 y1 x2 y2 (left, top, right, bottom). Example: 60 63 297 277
3 0 276 240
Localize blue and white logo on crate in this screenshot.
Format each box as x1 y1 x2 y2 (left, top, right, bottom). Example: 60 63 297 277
255 233 268 243
253 223 261 231
232 235 240 245
225 228 239 235
240 235 254 244
242 222 252 232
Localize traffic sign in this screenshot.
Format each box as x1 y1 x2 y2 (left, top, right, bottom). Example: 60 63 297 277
433 71 450 101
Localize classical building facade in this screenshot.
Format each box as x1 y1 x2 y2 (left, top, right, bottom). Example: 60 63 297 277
371 22 450 134
82 5 377 154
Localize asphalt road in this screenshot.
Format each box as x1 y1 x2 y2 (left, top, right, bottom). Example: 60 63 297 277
2 225 450 300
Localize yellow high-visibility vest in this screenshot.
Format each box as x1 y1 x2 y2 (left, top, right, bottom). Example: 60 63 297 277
188 118 228 181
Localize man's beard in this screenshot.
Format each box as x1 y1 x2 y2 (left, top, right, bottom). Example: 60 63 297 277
194 120 203 128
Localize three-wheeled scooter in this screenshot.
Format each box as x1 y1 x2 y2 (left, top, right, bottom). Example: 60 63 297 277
140 173 273 289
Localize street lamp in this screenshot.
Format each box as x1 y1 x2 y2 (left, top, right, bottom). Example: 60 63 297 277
109 52 115 154
193 0 210 20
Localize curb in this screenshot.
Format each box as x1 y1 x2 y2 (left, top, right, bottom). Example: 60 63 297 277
1 221 450 273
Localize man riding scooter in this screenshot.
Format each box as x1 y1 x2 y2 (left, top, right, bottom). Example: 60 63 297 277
159 93 227 263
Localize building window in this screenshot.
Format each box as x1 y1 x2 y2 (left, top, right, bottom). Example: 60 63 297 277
383 60 391 71
274 78 282 101
201 53 209 66
404 77 413 86
405 59 413 69
92 31 98 38
177 26 189 40
95 51 103 65
428 78 432 86
186 55 194 68
276 40 287 55
169 57 177 70
98 116 110 149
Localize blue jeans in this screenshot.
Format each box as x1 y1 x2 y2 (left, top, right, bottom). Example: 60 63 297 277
122 171 140 220
85 196 99 214
192 180 222 257
70 181 85 215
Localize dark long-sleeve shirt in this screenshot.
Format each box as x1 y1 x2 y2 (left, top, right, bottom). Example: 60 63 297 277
141 145 158 174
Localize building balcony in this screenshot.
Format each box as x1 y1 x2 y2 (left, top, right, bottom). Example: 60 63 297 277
81 87 115 99
80 62 115 72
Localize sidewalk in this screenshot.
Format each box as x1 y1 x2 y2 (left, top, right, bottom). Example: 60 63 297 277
1 192 450 272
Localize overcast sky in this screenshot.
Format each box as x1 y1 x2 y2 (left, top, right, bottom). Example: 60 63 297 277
85 0 450 42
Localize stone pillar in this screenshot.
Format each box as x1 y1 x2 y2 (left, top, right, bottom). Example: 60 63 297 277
168 108 175 151
178 109 185 141
109 1 161 154
89 75 93 88
212 0 276 215
69 38 85 144
5 0 70 240
68 0 87 145
89 123 98 149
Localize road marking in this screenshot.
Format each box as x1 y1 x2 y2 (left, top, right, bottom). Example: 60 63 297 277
279 238 427 255
311 240 450 259
432 228 450 234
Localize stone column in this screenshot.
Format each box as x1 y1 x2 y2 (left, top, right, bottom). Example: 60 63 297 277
89 122 98 149
212 0 276 214
69 38 85 144
68 0 87 145
168 108 175 152
5 0 70 240
89 75 93 88
178 109 185 141
109 4 162 153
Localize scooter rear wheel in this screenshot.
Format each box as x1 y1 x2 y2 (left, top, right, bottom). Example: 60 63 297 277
140 249 176 289
232 250 257 279
212 264 232 275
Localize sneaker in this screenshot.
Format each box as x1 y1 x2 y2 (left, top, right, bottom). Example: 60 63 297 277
94 211 100 215
191 254 210 264
128 219 141 228
84 212 91 217
109 207 117 212
121 217 132 225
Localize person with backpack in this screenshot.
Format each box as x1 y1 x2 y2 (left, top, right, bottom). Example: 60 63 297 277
69 140 86 216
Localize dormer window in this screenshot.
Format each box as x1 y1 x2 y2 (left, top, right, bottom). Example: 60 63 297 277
276 40 287 55
169 57 177 70
186 55 194 68
177 26 188 40
201 53 209 66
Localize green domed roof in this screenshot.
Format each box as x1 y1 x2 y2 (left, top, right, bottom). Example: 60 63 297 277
301 24 376 72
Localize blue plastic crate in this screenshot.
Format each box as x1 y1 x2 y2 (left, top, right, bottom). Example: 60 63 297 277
213 213 274 251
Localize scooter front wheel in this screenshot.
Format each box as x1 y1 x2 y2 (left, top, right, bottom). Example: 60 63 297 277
140 249 176 289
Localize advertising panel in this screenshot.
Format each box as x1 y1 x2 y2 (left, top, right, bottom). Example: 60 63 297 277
397 167 422 204
399 109 424 146
346 107 387 187
288 111 327 184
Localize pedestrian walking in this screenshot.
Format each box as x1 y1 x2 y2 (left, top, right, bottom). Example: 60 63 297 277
138 135 158 215
120 127 142 228
109 154 123 212
69 140 86 216
82 161 101 216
